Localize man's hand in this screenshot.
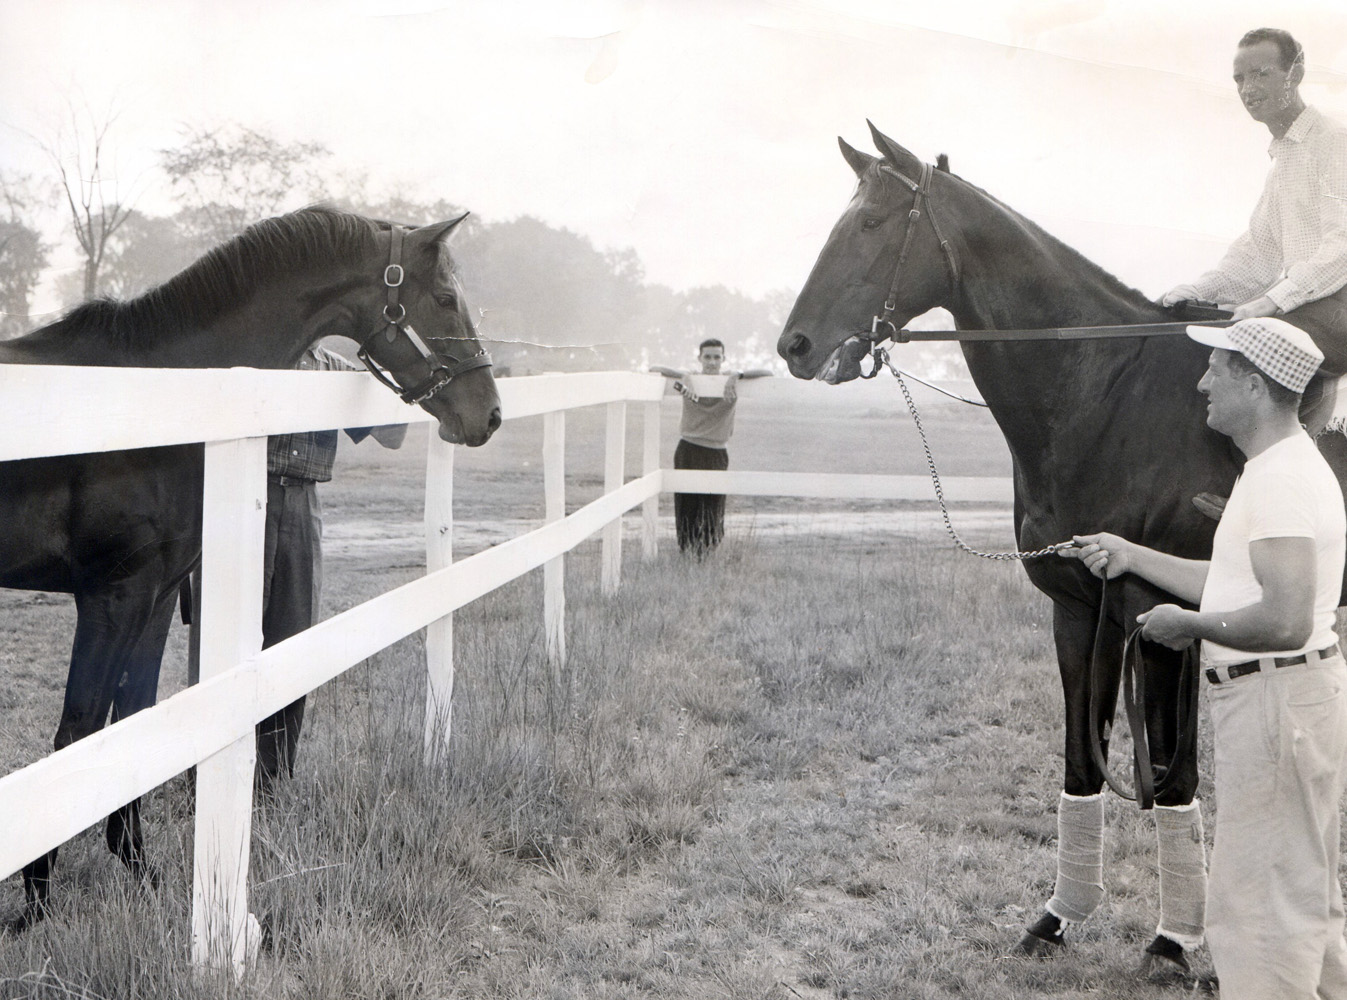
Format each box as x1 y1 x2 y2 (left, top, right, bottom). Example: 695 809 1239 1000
1061 533 1133 579
723 372 740 402
1231 295 1279 320
1136 604 1196 650
674 380 700 402
1161 283 1202 308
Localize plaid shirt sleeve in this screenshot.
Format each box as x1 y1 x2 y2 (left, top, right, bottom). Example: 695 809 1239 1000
1192 108 1347 313
267 347 376 480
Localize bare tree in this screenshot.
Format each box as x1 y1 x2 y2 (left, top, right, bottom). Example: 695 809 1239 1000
0 173 51 337
35 100 139 301
159 123 330 248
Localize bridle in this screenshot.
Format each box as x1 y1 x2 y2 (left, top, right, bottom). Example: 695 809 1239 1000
868 160 960 344
356 225 493 406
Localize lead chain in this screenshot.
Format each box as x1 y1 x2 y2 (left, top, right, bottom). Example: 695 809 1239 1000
884 357 1073 561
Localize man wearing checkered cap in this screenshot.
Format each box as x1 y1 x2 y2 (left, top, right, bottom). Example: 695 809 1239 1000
1065 317 1347 996
1163 28 1347 428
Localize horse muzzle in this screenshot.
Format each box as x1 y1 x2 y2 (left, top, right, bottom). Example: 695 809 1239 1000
816 336 876 384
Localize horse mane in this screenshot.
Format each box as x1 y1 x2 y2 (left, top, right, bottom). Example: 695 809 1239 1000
52 206 386 351
867 157 1159 315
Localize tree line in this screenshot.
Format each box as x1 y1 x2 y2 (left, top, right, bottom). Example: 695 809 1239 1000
0 121 793 372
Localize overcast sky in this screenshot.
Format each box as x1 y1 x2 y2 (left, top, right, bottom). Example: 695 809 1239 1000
2 0 1346 312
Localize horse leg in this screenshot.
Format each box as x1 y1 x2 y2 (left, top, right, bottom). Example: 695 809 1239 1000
1140 640 1206 979
13 580 170 929
1015 600 1120 956
104 585 179 888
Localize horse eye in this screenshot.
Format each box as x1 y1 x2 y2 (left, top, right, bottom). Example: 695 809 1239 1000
862 217 883 231
435 292 459 309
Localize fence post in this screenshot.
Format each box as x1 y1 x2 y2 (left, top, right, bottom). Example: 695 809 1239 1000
642 399 660 560
544 411 566 670
602 401 626 594
423 433 455 762
192 436 266 977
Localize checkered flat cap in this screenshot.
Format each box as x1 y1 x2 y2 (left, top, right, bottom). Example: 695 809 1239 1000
1187 317 1323 393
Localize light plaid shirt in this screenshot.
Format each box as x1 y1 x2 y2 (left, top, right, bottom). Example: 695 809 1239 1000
1192 106 1347 313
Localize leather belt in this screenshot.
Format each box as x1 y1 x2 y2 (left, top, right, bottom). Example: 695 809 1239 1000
1205 644 1341 685
268 474 314 487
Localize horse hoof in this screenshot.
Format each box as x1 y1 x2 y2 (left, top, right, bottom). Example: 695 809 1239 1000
1009 911 1066 957
4 902 46 935
1011 930 1065 957
1139 935 1192 985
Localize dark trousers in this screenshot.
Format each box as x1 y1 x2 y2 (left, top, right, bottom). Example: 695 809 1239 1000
673 439 729 555
257 479 323 786
1285 284 1347 377
1285 285 1347 436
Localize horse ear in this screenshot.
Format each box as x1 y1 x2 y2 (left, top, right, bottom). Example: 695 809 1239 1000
411 212 471 246
838 136 875 178
866 120 923 177
936 153 950 173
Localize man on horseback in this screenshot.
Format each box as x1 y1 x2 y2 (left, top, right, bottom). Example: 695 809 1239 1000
1163 28 1347 432
1069 317 1347 998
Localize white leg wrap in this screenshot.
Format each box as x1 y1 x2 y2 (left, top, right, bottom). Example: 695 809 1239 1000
1154 800 1207 950
1046 791 1106 925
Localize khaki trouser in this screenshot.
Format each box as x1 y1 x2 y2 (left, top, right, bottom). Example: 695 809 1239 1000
1206 655 1347 998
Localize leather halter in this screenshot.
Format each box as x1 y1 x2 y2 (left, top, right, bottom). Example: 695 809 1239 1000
870 160 960 342
356 225 492 406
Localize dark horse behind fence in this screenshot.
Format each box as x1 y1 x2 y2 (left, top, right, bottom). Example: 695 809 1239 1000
777 123 1347 977
0 206 501 932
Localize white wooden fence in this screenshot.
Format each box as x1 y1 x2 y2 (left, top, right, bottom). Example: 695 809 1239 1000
0 365 1010 976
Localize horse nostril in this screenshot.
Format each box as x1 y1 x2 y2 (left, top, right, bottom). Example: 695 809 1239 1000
487 408 502 433
786 333 812 358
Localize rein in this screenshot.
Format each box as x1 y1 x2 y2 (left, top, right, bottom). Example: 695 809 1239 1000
356 225 492 405
1086 578 1202 811
878 351 1202 807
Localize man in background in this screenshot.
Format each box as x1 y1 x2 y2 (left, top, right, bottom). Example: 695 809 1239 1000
257 344 406 791
651 339 771 556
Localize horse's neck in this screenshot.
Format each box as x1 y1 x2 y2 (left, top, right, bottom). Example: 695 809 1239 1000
2 282 341 370
950 205 1166 333
939 195 1195 474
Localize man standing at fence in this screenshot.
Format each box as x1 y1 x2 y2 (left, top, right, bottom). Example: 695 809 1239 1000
258 344 406 792
1065 317 1347 997
651 339 771 556
1162 28 1347 432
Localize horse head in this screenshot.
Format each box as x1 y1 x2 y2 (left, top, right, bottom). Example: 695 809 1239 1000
354 216 501 446
778 123 958 382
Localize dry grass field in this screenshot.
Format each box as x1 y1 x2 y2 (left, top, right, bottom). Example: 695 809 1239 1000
0 380 1244 997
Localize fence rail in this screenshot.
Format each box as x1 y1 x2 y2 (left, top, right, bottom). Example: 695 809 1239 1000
0 364 1009 975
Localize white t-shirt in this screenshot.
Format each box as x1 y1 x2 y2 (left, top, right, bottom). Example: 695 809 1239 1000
1199 431 1345 666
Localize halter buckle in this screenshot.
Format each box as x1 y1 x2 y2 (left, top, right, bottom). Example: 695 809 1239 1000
384 263 405 287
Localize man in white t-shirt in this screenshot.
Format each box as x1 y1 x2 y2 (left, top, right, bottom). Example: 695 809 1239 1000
1065 316 1347 997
